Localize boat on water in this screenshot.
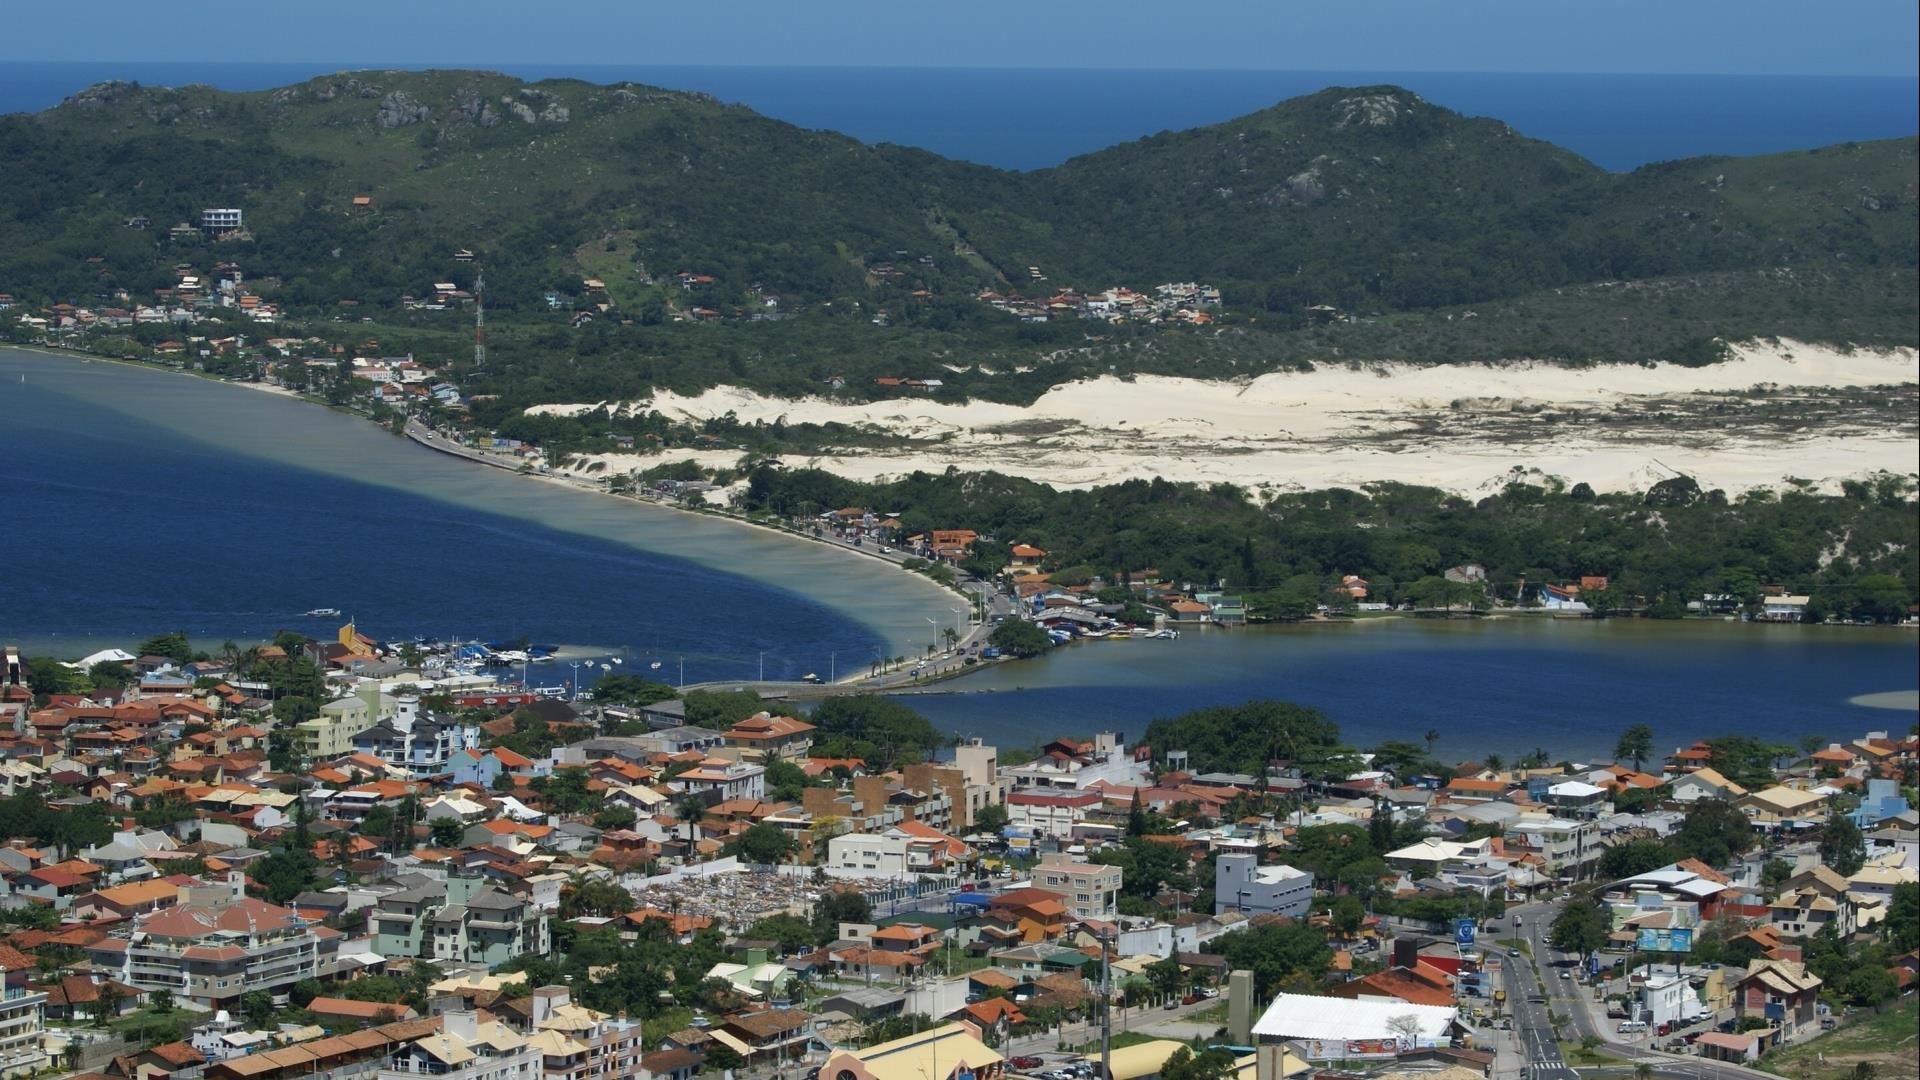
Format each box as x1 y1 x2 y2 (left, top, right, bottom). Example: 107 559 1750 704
303 607 341 618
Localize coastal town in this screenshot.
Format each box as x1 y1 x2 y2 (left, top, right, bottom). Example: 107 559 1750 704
0 25 1915 1080
0 628 1912 1080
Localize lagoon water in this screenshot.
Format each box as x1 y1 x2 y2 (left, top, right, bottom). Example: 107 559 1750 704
897 619 1919 761
5 348 1916 756
1 348 952 682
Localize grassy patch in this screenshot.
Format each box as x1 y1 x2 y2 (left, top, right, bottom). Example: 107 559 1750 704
1762 1000 1919 1080
1074 1031 1164 1054
933 947 993 975
1558 1040 1629 1067
1497 938 1530 956
1184 1001 1230 1024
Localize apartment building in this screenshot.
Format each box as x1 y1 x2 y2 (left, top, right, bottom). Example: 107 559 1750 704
295 695 378 760
1505 813 1601 879
375 876 549 969
827 826 954 876
675 759 766 802
1033 854 1122 920
90 885 341 1007
505 986 643 1080
1003 732 1148 793
0 952 47 1078
1006 791 1102 838
379 1009 536 1080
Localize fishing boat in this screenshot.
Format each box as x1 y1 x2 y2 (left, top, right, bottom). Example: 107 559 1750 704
303 607 341 618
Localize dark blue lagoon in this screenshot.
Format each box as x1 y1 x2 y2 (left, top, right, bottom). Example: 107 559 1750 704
5 348 1914 756
897 618 1918 761
1 348 952 683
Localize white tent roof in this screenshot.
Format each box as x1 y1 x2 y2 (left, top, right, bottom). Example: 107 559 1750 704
1548 781 1607 798
67 648 136 669
1252 993 1457 1042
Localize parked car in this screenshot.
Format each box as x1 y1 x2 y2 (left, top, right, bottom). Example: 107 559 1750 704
1182 993 1205 1005
1011 1057 1044 1071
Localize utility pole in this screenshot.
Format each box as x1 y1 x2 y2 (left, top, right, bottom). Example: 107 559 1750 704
1100 927 1113 1080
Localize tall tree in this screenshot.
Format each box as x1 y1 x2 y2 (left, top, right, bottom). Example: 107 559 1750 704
1614 724 1655 772
1819 814 1867 876
1548 896 1609 960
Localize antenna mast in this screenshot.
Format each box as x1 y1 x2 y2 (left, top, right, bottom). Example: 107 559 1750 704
473 265 486 369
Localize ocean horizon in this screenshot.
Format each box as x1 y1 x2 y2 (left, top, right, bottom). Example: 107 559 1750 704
2 62 1914 171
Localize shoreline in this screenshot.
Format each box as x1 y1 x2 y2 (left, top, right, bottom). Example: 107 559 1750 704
12 342 1916 710
6 342 971 670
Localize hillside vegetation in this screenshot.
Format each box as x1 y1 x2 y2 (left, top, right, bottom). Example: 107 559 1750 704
1 71 1914 410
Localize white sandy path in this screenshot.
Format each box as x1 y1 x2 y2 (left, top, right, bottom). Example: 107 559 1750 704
541 340 1918 494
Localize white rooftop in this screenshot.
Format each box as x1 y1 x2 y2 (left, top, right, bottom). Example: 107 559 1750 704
1252 992 1457 1042
1549 781 1607 798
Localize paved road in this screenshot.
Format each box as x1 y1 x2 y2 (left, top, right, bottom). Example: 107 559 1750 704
407 417 1022 694
1507 901 1782 1080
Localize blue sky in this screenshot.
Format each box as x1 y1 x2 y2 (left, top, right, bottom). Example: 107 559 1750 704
6 0 1916 76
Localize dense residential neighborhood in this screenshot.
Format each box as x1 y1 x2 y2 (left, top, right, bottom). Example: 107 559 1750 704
0 631 1912 1080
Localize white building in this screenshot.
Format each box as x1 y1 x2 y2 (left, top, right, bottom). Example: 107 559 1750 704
1252 992 1458 1061
1214 853 1314 919
200 208 244 233
1006 791 1102 837
1758 594 1810 621
1634 970 1702 1029
826 826 949 877
1003 732 1149 793
675 759 766 802
0 976 47 1078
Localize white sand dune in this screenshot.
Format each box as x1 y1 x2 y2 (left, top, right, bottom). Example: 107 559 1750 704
544 340 1918 494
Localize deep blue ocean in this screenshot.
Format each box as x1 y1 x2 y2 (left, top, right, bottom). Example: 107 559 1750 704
1 62 1914 171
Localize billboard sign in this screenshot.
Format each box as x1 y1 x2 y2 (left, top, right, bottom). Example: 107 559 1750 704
1636 927 1694 953
1456 918 1478 947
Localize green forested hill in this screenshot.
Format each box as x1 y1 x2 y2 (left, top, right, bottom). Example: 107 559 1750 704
1 71 1913 406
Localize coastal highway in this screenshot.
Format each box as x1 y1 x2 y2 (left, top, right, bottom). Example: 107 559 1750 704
405 418 1016 688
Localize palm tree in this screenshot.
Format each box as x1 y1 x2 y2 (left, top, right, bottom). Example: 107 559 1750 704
1484 752 1504 772
1423 729 1440 757
678 796 706 861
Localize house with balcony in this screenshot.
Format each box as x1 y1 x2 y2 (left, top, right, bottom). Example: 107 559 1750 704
373 876 548 970
1768 866 1856 938
722 713 816 762
378 1010 536 1080
827 826 955 876
0 947 48 1078
1734 959 1822 1039
89 888 342 1008
1003 733 1148 794
713 1008 815 1067
1033 854 1122 920
1504 813 1601 879
351 712 479 778
673 759 766 802
495 986 642 1080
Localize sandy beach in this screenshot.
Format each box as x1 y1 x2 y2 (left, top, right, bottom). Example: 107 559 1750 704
533 340 1919 495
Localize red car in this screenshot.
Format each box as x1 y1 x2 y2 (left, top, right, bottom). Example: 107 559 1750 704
1012 1057 1044 1071
1182 993 1205 1005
